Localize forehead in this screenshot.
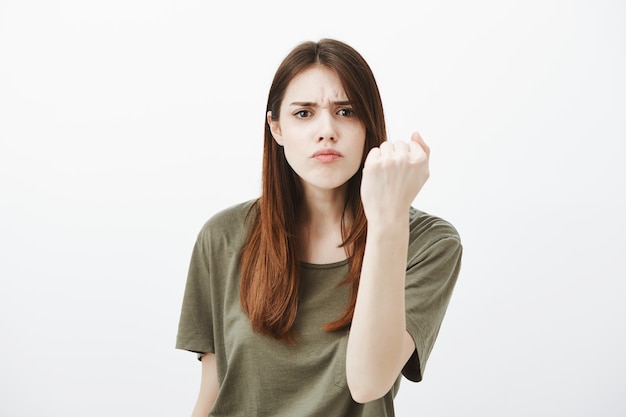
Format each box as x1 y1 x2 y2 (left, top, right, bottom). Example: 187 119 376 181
283 65 348 103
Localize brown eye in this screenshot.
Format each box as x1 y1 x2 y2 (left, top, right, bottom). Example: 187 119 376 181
337 108 355 117
294 110 312 118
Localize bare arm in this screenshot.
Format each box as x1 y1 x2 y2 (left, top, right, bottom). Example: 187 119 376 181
346 132 430 403
190 353 218 417
346 219 417 403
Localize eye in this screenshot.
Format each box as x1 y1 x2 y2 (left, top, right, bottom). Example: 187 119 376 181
337 108 355 117
294 110 312 118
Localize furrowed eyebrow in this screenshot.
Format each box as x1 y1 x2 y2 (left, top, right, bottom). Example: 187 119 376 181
288 101 352 107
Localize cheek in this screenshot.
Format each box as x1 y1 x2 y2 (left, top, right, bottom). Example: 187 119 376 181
281 124 311 154
281 139 306 171
277 120 300 143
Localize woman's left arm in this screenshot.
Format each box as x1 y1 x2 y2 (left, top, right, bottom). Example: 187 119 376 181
346 132 430 403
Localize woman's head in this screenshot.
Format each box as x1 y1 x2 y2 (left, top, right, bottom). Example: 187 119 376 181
263 38 387 200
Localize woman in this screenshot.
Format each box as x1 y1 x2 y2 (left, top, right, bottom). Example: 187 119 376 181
176 38 462 417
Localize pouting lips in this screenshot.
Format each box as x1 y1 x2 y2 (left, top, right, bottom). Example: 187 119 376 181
312 149 342 162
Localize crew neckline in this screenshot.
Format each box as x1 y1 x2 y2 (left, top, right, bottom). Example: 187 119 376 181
300 259 349 269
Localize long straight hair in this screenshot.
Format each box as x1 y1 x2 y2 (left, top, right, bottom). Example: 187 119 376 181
239 39 387 343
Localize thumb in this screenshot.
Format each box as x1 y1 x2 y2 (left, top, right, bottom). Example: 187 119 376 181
411 131 430 156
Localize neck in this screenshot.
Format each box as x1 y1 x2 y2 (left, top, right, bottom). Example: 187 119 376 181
296 184 352 264
298 185 347 229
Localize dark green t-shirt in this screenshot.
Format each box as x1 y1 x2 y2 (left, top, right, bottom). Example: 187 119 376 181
176 199 462 416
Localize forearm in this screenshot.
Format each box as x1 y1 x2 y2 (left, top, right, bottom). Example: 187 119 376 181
346 216 415 403
191 353 219 417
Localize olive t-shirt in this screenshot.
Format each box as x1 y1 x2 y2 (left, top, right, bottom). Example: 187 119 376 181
176 199 462 417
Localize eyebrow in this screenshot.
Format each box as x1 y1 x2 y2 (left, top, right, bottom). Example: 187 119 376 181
288 101 352 107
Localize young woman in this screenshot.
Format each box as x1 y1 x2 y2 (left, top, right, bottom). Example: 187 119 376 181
176 38 462 417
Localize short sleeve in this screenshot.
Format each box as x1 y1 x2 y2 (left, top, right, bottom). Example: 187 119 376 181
175 229 215 356
402 226 462 382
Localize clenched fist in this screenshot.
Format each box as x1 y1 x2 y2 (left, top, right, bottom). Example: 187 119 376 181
360 131 430 222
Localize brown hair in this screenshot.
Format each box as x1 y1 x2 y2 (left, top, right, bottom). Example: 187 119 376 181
239 38 387 343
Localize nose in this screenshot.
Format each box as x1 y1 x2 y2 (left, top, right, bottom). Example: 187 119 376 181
316 110 337 142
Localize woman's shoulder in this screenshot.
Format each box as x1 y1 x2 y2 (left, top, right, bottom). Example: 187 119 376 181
197 198 259 241
408 207 461 245
407 207 463 268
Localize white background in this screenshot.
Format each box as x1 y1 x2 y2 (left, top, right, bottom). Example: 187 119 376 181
1 1 625 416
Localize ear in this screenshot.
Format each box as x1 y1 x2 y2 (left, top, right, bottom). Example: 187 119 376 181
267 111 283 146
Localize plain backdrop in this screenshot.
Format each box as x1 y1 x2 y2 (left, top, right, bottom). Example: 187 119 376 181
1 1 625 416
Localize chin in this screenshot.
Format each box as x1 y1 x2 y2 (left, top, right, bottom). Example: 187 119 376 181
301 177 351 193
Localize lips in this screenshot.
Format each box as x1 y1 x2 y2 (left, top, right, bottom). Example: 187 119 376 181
312 149 342 162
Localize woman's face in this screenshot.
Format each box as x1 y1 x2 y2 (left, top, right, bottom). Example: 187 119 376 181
268 65 366 194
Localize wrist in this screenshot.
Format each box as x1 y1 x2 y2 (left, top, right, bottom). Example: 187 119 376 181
366 213 410 240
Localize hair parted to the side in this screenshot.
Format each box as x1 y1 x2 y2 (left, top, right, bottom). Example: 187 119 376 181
239 38 387 344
